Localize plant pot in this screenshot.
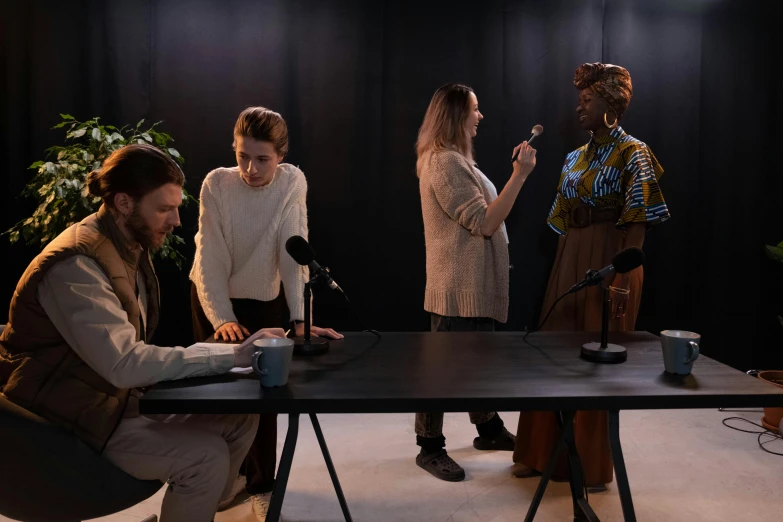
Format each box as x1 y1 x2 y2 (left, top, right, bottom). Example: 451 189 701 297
758 370 783 433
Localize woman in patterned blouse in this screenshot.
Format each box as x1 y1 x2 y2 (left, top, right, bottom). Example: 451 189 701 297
512 63 670 491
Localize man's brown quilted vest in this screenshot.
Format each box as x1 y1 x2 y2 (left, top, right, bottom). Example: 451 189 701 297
0 205 160 452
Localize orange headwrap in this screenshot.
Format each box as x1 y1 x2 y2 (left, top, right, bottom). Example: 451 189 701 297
574 63 633 118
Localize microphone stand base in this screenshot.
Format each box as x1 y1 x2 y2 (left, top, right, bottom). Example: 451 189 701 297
293 337 330 356
581 342 627 364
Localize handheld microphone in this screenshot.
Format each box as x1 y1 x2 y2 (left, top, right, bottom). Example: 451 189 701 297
511 124 543 162
285 235 344 294
567 247 645 294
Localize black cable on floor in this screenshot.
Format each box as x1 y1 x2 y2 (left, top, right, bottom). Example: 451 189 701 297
722 416 783 457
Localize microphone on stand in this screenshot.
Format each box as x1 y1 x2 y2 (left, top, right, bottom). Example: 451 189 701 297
568 247 645 294
284 235 382 356
578 247 645 363
285 236 344 294
284 236 334 355
511 124 543 162
524 247 646 364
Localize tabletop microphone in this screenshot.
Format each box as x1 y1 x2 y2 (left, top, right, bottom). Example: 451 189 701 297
577 247 645 364
285 235 344 294
568 247 645 294
512 124 543 162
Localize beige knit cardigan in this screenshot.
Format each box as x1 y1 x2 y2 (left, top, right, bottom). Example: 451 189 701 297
418 150 509 323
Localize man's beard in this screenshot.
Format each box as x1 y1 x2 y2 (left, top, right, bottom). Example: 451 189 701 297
126 207 164 250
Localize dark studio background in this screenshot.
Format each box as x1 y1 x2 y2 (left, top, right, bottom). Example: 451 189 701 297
1 0 781 371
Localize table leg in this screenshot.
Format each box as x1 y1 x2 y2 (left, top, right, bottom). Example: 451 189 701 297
310 413 353 521
524 411 601 522
562 412 598 522
524 411 572 522
608 410 637 522
267 413 300 522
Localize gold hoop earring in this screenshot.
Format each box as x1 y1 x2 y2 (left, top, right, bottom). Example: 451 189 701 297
604 113 618 129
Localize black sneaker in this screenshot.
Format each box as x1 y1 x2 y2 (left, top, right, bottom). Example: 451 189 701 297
416 449 466 482
473 427 516 451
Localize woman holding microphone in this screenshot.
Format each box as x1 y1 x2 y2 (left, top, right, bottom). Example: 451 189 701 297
414 83 536 482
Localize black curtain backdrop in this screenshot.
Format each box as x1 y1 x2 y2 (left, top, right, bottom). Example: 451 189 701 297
1 0 781 371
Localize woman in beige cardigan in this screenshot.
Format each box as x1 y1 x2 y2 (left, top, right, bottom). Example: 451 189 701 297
415 83 537 481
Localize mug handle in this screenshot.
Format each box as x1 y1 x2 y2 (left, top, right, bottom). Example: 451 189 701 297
251 350 268 376
684 341 700 364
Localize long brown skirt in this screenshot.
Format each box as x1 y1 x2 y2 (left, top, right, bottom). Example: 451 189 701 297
513 222 643 486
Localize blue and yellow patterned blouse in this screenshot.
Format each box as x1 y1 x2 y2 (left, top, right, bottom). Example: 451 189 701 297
547 126 670 235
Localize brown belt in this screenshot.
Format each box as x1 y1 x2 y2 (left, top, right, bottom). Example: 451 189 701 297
570 205 621 228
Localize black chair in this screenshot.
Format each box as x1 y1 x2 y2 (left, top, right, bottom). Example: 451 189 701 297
0 382 162 521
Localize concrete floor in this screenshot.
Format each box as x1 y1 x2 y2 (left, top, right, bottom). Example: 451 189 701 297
3 409 782 522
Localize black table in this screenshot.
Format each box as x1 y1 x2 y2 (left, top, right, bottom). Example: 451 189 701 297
140 332 783 522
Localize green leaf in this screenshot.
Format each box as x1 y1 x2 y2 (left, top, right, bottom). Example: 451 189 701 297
60 114 75 120
10 114 190 270
765 244 783 262
136 118 145 128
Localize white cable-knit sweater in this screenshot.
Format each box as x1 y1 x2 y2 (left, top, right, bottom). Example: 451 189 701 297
190 164 308 328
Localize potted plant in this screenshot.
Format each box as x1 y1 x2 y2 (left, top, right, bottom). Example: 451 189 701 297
3 115 194 268
759 240 783 432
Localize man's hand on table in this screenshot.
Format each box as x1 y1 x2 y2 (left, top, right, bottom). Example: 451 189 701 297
233 328 286 367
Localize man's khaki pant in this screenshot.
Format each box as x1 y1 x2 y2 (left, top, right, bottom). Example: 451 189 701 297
104 414 259 522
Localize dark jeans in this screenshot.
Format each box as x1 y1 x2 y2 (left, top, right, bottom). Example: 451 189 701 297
191 283 289 495
415 313 503 451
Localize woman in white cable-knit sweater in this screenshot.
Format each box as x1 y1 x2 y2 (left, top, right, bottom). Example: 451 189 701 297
414 84 537 483
190 107 342 521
